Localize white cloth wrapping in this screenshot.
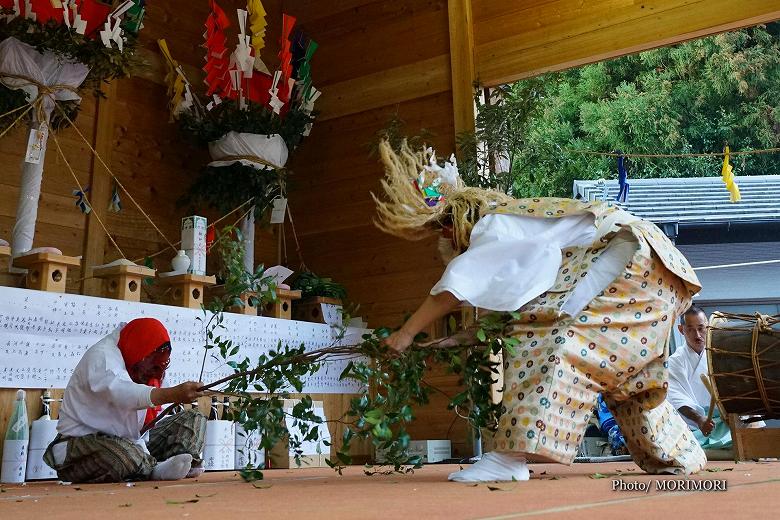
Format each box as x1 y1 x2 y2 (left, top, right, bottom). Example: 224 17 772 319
57 326 155 446
431 213 638 315
667 344 711 429
208 131 287 273
208 131 288 170
0 37 89 257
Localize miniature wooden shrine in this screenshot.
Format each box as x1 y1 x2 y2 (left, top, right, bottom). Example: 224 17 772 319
157 273 217 309
264 288 302 320
12 252 82 293
92 264 157 303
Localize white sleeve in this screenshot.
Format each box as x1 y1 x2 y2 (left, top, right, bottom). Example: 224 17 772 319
431 214 572 311
666 355 703 415
86 353 154 410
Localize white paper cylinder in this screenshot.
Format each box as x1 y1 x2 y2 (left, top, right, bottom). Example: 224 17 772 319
26 419 58 480
11 158 45 258
234 424 264 470
1 439 29 483
0 37 89 259
203 420 235 471
240 211 255 275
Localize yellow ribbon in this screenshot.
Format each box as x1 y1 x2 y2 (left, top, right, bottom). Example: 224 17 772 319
157 39 184 118
247 0 268 54
720 145 741 203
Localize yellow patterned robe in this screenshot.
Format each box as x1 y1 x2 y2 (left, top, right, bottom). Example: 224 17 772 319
487 198 706 475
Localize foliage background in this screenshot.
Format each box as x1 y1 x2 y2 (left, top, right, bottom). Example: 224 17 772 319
460 22 780 197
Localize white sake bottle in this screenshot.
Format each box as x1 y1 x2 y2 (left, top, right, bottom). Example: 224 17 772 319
2 390 30 483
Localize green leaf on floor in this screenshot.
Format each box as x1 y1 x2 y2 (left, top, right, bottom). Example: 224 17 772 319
705 467 733 472
590 473 609 479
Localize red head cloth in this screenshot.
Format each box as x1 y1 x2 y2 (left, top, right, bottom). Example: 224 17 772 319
118 318 171 369
119 318 170 428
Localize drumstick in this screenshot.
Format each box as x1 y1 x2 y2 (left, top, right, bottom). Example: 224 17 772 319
700 374 717 423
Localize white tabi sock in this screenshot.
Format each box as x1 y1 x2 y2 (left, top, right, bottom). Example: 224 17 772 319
448 451 530 482
151 453 193 481
186 465 205 478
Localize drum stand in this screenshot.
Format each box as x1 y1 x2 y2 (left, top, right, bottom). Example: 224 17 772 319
727 414 780 461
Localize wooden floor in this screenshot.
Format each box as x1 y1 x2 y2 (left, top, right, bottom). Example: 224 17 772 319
0 461 777 519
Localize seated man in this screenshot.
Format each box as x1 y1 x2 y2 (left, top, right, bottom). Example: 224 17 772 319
667 306 731 449
44 318 207 483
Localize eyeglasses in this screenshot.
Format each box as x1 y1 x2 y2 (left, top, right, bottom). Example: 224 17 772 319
149 342 172 371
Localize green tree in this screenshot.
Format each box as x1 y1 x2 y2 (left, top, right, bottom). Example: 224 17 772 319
492 23 780 197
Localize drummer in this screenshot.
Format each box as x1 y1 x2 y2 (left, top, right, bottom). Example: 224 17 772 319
667 306 732 448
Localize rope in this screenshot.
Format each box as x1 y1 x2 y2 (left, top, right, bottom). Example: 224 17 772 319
285 202 306 271
54 103 179 254
50 131 126 259
751 317 774 415
707 313 780 415
565 147 780 159
131 198 255 264
0 73 81 125
0 103 34 140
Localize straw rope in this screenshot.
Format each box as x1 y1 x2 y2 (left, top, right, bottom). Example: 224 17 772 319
54 103 179 254
50 131 126 258
565 147 780 159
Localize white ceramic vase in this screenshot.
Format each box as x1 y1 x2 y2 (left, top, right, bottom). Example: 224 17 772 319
171 250 191 273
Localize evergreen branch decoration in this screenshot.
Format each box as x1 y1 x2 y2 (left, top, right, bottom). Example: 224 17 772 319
146 287 517 481
290 271 347 300
180 162 285 222
0 8 144 133
177 99 315 151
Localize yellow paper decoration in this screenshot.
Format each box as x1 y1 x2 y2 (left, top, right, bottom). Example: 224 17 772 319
720 145 741 203
158 39 185 120
247 0 268 54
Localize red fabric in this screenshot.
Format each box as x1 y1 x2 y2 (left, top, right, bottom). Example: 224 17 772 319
144 378 162 426
119 318 170 427
118 318 170 368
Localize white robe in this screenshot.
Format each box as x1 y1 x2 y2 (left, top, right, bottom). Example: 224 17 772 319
667 343 711 429
430 213 638 317
57 326 156 453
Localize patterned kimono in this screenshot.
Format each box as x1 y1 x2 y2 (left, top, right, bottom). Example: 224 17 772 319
487 198 706 475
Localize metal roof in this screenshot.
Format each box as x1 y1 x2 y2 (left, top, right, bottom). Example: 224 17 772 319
572 175 780 224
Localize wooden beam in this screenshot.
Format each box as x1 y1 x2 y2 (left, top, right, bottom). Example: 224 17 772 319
447 0 477 137
316 54 451 121
81 82 117 296
474 0 780 86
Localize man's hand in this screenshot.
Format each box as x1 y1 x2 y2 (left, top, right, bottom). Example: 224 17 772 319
150 381 204 406
383 329 415 354
698 416 715 436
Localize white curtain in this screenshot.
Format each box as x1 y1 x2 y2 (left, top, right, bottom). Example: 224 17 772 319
0 37 89 257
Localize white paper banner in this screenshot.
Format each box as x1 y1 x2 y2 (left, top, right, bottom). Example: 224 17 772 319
0 287 367 393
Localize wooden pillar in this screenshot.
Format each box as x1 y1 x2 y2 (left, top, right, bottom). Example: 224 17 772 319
447 0 477 139
81 81 118 297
